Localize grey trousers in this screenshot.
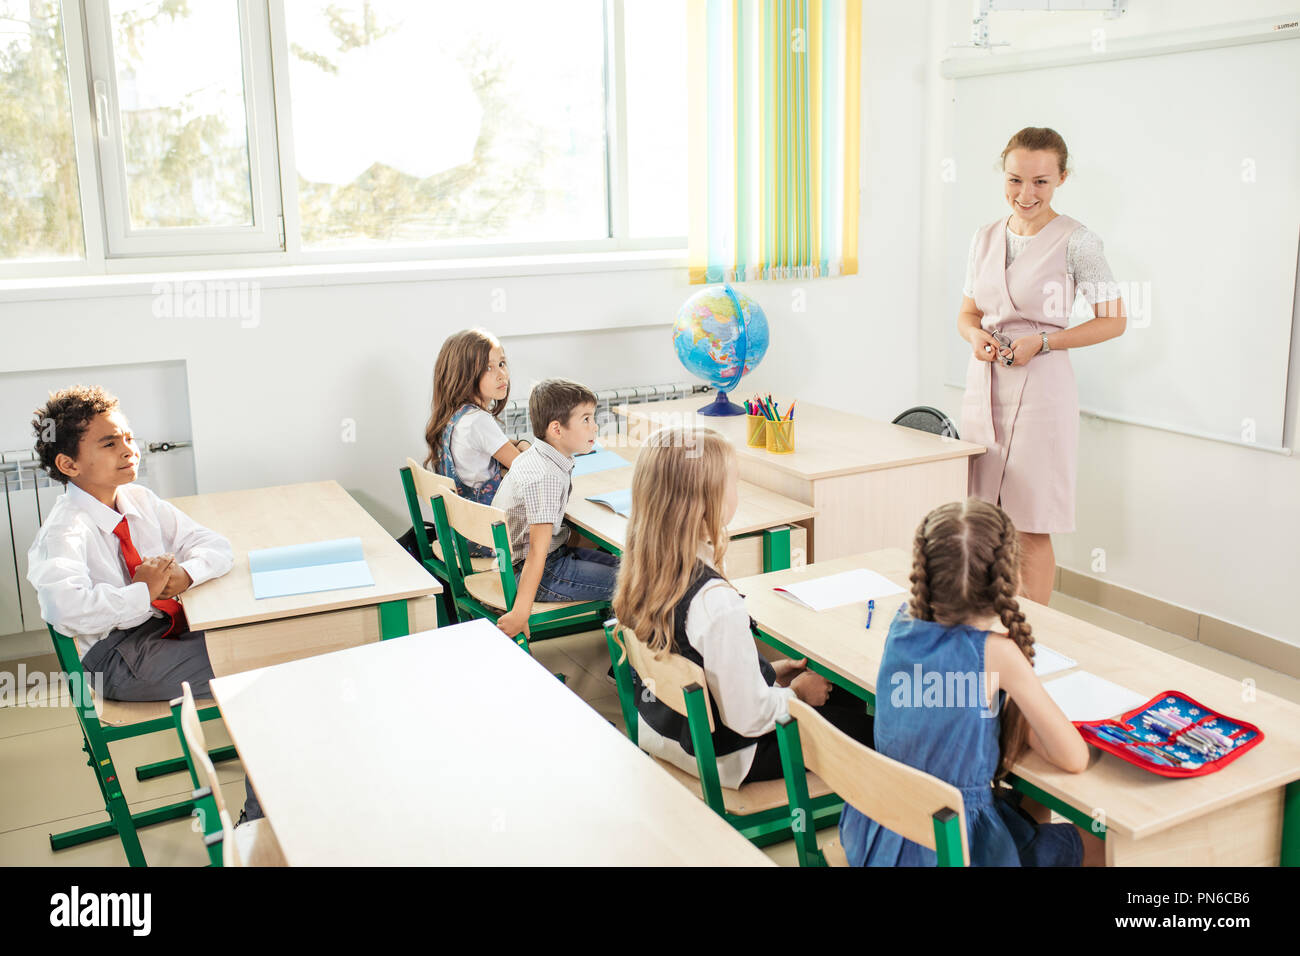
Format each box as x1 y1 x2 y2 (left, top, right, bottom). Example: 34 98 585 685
81 615 263 821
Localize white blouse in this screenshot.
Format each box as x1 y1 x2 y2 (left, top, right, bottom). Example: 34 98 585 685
448 407 510 488
636 566 796 788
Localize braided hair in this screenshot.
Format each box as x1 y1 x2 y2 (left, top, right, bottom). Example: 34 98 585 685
908 498 1034 778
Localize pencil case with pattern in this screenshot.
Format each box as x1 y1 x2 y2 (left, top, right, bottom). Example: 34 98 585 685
1074 690 1264 778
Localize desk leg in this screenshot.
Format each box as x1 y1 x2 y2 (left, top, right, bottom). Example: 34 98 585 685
1283 779 1300 867
762 527 791 572
379 600 410 640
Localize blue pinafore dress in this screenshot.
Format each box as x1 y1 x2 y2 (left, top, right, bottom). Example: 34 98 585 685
838 606 1083 867
438 404 505 558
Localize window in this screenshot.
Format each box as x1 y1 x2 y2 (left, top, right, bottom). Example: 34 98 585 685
0 0 85 263
0 0 687 277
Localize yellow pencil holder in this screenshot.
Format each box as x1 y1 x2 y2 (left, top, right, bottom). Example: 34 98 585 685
766 419 795 455
746 414 768 448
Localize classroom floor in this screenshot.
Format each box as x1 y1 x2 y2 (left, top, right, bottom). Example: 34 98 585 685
3 589 1298 867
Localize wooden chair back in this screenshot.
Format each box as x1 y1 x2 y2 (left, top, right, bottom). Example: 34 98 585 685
438 488 511 556
785 697 969 863
178 681 240 866
609 622 714 733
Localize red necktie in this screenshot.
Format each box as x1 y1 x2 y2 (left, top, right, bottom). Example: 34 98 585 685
112 517 187 638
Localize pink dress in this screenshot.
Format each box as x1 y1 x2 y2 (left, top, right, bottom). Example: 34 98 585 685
960 213 1081 534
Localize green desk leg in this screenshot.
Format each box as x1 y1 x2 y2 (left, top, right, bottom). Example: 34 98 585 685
379 600 409 640
762 526 791 572
1282 779 1300 867
1009 774 1105 838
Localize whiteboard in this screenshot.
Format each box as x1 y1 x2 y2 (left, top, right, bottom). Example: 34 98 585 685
944 36 1300 450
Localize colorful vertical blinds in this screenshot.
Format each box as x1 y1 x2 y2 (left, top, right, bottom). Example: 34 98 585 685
688 0 862 283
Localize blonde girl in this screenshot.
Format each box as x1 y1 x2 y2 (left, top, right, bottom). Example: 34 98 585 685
838 498 1103 866
612 425 873 787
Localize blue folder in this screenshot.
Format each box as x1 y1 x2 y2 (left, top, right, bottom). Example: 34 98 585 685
248 537 375 600
585 488 632 518
572 442 632 477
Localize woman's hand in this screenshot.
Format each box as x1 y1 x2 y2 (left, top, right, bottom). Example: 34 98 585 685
1007 334 1044 367
791 670 832 706
771 657 808 687
967 327 1003 363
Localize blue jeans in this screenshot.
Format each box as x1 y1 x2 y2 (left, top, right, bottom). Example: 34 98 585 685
522 546 619 603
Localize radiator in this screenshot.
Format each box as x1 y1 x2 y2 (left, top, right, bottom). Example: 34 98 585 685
0 454 62 637
502 383 703 441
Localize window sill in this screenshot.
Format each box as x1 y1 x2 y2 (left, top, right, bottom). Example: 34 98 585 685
0 248 690 304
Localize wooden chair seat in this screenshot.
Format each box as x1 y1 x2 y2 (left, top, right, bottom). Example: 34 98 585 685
232 818 287 867
822 837 849 867
429 537 497 573
95 692 217 727
653 755 833 815
464 571 592 616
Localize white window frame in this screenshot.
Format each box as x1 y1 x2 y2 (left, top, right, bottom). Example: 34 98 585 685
81 0 283 257
0 0 686 282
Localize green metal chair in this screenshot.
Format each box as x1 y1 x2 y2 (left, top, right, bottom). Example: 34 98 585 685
775 697 969 867
604 618 842 849
169 681 284 867
399 459 497 625
430 479 610 655
45 624 237 866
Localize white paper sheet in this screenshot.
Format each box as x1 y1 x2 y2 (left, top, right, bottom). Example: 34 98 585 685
1044 670 1147 722
1033 644 1077 678
773 568 905 612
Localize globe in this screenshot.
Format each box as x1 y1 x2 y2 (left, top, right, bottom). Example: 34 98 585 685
672 284 770 416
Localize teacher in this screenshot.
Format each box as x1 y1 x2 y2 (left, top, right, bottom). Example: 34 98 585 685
958 127 1127 605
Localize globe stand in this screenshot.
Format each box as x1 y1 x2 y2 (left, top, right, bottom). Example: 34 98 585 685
697 390 746 416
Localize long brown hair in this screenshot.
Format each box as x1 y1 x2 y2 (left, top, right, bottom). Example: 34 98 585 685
424 328 508 468
612 426 735 654
908 498 1034 778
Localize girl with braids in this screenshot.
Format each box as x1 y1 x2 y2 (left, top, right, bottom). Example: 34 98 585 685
613 426 874 788
838 498 1103 866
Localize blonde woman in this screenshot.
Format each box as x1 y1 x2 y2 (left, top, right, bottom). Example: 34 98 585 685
612 426 874 787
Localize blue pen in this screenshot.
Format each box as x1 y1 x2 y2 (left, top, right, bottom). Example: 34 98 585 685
865 599 874 628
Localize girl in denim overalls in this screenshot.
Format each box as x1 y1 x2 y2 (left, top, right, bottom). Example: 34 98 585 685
839 499 1104 866
425 329 530 554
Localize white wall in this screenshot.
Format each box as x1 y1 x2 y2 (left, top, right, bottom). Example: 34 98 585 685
919 0 1300 645
0 1 929 560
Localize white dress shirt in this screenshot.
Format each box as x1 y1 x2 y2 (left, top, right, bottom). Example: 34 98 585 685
26 482 233 659
636 557 796 788
448 407 509 488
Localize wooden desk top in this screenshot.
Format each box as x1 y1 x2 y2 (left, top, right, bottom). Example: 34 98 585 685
618 398 985 481
566 448 816 550
735 551 1300 841
209 619 774 866
170 481 439 631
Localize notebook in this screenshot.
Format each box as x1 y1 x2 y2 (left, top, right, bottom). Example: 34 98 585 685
248 537 375 600
1033 644 1077 678
1043 670 1148 722
773 568 905 611
585 488 632 518
572 442 632 477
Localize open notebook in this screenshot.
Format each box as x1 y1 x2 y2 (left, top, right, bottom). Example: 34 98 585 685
773 568 905 611
248 537 375 600
585 488 632 518
572 442 631 477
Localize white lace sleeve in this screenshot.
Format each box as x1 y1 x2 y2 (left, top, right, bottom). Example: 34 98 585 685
1068 227 1121 304
962 231 978 299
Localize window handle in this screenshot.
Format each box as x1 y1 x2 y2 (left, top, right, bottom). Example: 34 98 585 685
94 80 110 140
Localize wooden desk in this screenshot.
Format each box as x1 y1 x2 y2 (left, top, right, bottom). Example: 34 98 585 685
618 398 985 562
209 619 774 866
171 481 441 676
735 551 1300 867
566 448 816 574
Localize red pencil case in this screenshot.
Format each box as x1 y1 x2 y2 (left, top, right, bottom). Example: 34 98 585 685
1074 690 1264 778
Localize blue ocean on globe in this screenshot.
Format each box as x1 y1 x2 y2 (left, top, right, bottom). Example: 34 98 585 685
672 285 769 392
